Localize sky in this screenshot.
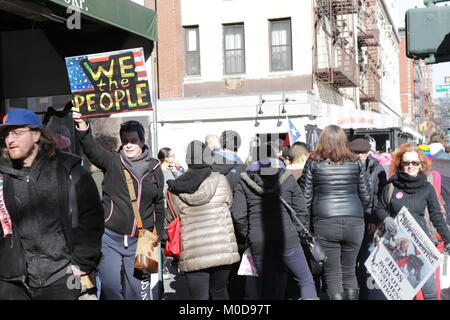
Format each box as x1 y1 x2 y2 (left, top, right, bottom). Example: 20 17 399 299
397 0 450 99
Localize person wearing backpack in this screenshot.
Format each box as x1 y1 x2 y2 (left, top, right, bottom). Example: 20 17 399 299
375 143 450 300
72 108 165 300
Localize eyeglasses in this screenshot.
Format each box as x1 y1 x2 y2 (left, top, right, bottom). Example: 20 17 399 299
401 161 422 167
2 129 32 140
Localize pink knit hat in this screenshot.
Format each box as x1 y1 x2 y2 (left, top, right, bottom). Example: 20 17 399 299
378 152 392 166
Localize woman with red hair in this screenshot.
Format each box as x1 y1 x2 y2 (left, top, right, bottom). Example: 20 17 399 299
376 143 450 300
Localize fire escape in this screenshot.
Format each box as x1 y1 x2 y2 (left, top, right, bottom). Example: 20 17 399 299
314 0 359 88
358 0 381 110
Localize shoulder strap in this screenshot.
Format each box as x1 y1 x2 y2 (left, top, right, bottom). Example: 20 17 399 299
279 170 292 185
123 169 143 237
166 191 180 221
279 196 309 234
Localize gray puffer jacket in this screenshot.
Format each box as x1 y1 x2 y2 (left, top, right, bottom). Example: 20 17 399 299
173 172 240 272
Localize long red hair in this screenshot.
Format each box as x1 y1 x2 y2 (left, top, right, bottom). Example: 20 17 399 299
390 143 431 177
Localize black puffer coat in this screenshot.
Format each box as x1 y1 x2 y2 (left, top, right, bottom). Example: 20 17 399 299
232 167 308 254
299 158 372 221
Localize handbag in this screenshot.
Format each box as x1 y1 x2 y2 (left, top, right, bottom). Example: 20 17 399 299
279 196 327 276
124 169 160 273
164 191 181 258
237 247 259 277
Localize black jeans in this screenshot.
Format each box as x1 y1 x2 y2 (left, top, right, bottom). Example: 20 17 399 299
314 216 364 296
184 265 231 300
0 274 81 300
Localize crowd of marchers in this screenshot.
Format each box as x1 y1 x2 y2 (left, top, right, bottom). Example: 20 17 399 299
0 107 449 300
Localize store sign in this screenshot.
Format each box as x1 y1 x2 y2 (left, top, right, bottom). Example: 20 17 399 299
65 48 152 118
63 0 88 12
436 84 450 92
338 117 374 126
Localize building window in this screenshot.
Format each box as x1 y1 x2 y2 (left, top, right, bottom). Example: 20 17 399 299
270 19 292 71
185 26 200 76
224 24 245 74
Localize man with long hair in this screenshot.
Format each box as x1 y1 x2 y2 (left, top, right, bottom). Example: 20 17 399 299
0 109 103 300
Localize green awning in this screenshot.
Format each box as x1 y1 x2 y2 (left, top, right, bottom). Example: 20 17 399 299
47 0 158 41
0 0 158 100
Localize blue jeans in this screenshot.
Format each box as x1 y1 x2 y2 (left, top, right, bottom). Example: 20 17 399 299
252 247 317 299
314 217 364 296
97 228 152 300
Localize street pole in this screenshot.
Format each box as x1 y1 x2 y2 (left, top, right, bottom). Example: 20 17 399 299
151 49 159 158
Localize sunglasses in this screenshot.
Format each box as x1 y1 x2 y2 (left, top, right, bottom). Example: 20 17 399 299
401 161 422 167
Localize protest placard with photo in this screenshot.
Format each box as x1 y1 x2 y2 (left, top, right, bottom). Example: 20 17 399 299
65 47 152 118
365 206 443 300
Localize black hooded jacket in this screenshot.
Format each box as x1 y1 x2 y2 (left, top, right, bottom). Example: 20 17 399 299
76 126 165 237
0 151 104 286
231 166 308 254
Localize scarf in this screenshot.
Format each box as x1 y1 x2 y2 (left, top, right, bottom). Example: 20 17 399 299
167 167 212 194
120 146 151 180
390 171 427 194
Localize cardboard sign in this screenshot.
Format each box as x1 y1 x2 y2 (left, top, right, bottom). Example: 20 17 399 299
365 207 443 300
65 48 152 118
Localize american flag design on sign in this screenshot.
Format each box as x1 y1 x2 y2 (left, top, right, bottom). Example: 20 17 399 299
66 49 149 93
65 48 152 117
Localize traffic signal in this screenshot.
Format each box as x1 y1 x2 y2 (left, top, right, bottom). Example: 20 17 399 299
406 6 450 64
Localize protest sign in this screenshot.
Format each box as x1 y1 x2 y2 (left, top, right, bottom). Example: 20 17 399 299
65 48 152 118
365 207 443 300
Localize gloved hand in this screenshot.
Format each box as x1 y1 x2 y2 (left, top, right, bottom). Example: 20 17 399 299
383 216 397 236
444 243 450 255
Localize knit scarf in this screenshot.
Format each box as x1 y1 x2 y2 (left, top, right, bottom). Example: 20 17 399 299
390 171 427 194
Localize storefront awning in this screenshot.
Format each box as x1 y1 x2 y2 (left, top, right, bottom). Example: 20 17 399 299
47 0 158 41
316 104 403 130
0 0 157 100
402 126 424 141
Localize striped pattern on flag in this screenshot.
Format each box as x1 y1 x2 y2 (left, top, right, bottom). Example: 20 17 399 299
133 50 148 81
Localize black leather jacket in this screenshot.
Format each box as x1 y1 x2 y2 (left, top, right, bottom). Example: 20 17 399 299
299 158 372 220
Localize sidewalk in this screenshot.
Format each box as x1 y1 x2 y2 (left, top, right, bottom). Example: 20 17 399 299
162 257 190 300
